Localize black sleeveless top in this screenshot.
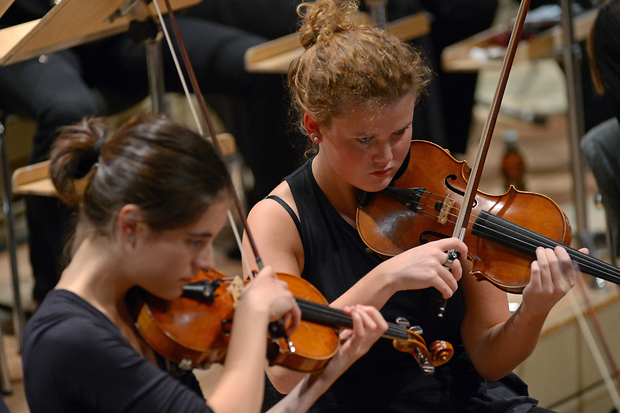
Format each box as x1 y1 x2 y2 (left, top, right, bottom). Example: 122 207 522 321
267 159 544 413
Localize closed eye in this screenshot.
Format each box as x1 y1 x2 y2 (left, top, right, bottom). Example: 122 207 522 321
187 238 207 249
393 126 409 136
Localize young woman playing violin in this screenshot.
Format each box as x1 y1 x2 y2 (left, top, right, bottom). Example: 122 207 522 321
21 114 388 413
243 1 588 412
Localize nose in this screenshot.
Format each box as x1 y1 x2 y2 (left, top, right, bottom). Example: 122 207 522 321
194 245 215 273
372 140 393 164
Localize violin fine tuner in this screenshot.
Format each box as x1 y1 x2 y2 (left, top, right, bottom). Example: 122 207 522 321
268 319 296 354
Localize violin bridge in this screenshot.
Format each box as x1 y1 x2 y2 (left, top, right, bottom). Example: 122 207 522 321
227 275 244 307
437 194 455 225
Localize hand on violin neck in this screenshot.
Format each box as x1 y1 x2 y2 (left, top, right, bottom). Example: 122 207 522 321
520 246 584 316
323 305 387 374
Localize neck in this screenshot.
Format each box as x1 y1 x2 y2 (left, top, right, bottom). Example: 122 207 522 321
56 236 130 321
312 153 359 225
57 236 155 361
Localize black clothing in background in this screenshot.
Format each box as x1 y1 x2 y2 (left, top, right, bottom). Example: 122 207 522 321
0 0 306 303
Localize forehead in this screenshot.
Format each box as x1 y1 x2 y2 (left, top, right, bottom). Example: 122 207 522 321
330 94 415 132
193 196 230 231
164 195 230 239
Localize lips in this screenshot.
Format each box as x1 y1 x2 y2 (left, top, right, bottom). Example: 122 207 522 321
371 168 391 178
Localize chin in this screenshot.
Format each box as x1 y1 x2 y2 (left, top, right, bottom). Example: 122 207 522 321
155 286 184 301
360 178 392 193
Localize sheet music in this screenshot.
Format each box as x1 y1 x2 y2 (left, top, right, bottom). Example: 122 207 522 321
0 0 199 66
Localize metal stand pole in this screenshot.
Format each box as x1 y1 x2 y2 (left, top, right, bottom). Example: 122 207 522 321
365 0 388 28
0 118 21 394
146 30 167 113
559 0 595 253
122 0 167 114
0 127 25 347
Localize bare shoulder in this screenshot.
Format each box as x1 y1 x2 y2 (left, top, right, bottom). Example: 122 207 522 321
247 182 298 229
245 182 304 276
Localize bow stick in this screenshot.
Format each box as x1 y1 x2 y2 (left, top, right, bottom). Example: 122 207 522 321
439 0 532 316
151 0 295 352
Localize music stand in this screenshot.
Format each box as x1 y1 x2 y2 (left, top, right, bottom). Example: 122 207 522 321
0 0 14 23
245 11 431 74
0 0 199 366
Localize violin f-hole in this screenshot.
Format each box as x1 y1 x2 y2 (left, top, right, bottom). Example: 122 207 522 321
444 174 477 208
420 231 450 245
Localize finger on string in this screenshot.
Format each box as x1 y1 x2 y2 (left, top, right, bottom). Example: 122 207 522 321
529 259 542 290
290 300 302 333
541 246 577 294
534 247 551 287
562 260 581 293
543 247 562 288
285 311 300 336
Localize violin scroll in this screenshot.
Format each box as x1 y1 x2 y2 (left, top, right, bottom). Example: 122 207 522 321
391 327 454 375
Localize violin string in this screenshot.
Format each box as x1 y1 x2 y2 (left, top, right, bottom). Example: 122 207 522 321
296 300 408 339
152 1 202 135
155 1 263 279
380 188 618 281
160 0 266 273
296 300 351 324
420 195 617 278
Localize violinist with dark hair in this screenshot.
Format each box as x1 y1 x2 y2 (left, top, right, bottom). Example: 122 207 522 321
21 114 388 413
0 0 305 310
244 1 587 412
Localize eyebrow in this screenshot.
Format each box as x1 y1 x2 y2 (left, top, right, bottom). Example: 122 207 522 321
187 231 213 238
352 121 413 137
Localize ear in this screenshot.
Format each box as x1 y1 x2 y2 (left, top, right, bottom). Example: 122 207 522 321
304 113 322 142
117 204 142 241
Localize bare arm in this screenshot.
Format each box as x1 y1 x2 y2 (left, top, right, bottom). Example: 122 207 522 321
460 246 582 380
207 268 300 413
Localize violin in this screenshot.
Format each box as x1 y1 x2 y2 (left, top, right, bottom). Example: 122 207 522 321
357 140 620 293
134 269 454 374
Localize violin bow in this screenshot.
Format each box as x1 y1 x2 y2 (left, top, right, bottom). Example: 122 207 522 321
439 0 532 316
152 0 295 351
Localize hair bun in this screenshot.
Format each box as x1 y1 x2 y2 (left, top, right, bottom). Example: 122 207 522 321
297 0 360 49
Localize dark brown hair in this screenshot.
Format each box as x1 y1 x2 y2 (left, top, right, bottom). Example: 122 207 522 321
50 114 230 243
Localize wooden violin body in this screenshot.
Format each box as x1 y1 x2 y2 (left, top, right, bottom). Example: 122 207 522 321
134 269 338 372
133 270 236 369
356 140 620 293
134 269 454 374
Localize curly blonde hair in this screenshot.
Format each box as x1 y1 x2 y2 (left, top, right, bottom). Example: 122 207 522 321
288 0 431 132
